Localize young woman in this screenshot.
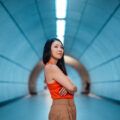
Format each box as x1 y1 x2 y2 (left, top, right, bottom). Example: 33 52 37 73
42 38 77 120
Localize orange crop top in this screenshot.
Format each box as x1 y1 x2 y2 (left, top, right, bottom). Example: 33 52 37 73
44 62 74 99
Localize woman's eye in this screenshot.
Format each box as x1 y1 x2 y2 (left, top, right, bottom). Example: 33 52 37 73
54 46 64 49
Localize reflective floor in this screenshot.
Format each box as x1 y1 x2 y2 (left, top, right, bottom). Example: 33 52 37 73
0 91 120 120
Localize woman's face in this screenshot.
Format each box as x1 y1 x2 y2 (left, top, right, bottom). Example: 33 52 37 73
50 40 64 60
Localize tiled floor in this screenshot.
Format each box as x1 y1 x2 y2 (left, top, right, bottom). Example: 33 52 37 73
0 90 120 120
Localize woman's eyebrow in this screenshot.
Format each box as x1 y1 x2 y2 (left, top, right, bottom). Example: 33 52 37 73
55 44 63 47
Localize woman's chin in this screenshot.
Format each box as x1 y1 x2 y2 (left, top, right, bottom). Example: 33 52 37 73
53 55 63 60
56 56 62 59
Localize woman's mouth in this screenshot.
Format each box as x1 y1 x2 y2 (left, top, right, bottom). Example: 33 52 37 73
58 53 62 55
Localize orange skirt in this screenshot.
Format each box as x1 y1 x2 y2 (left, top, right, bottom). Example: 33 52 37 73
49 98 76 120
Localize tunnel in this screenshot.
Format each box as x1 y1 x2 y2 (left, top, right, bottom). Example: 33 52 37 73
0 0 120 120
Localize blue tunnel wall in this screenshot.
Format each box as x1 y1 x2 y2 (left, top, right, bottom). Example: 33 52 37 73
80 4 120 101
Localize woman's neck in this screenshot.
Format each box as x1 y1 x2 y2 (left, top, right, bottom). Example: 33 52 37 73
49 58 58 65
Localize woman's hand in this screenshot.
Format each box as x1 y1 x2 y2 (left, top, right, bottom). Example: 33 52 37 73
67 90 75 95
66 85 77 95
59 87 68 96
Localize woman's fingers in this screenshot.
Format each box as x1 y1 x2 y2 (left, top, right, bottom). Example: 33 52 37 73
59 88 63 95
63 90 67 96
59 87 68 96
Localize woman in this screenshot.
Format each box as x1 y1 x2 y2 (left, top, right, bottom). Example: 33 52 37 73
42 38 77 120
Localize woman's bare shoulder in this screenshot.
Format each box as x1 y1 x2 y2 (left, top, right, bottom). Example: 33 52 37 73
44 64 60 82
44 64 58 73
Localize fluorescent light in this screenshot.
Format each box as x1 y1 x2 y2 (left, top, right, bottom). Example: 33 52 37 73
56 0 67 44
57 20 65 36
56 0 67 18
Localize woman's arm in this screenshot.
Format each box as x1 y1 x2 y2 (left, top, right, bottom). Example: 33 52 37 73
65 84 77 95
67 86 77 95
67 90 74 95
45 64 77 92
65 76 77 94
59 86 77 96
59 87 75 96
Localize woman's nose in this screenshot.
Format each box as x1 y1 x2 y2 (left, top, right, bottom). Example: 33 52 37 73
58 47 62 51
58 49 63 52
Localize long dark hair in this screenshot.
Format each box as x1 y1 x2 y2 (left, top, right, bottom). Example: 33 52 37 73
42 38 68 75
